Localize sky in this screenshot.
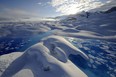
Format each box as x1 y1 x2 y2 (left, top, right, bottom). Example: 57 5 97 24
0 0 115 19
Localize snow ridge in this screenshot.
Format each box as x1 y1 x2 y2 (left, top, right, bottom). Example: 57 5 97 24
1 35 88 77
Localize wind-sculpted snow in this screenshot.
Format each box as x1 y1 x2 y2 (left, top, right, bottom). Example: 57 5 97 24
0 11 116 41
0 8 116 77
0 22 51 38
42 36 88 60
1 35 88 77
57 11 116 42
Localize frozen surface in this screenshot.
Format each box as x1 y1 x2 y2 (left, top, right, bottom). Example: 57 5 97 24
0 36 88 77
0 9 116 77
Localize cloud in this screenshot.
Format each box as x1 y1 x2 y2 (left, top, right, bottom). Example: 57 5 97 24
37 2 42 5
37 2 51 6
0 8 39 19
50 0 111 15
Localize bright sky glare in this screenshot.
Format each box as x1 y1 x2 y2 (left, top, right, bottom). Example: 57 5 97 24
0 0 115 19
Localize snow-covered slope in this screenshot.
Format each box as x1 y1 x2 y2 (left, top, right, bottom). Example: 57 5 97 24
0 52 23 76
0 9 116 41
1 35 88 77
54 10 116 42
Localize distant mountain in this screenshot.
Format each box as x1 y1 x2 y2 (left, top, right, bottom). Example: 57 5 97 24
55 6 116 21
104 6 116 13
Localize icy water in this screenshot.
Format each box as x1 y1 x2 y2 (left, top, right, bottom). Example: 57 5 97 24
0 30 53 55
0 33 116 77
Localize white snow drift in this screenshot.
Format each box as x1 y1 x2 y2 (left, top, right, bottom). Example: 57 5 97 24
1 35 88 77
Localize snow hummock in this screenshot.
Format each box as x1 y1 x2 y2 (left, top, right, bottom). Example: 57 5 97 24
1 35 88 77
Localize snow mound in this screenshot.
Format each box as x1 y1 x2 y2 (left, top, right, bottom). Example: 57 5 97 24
1 35 88 77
